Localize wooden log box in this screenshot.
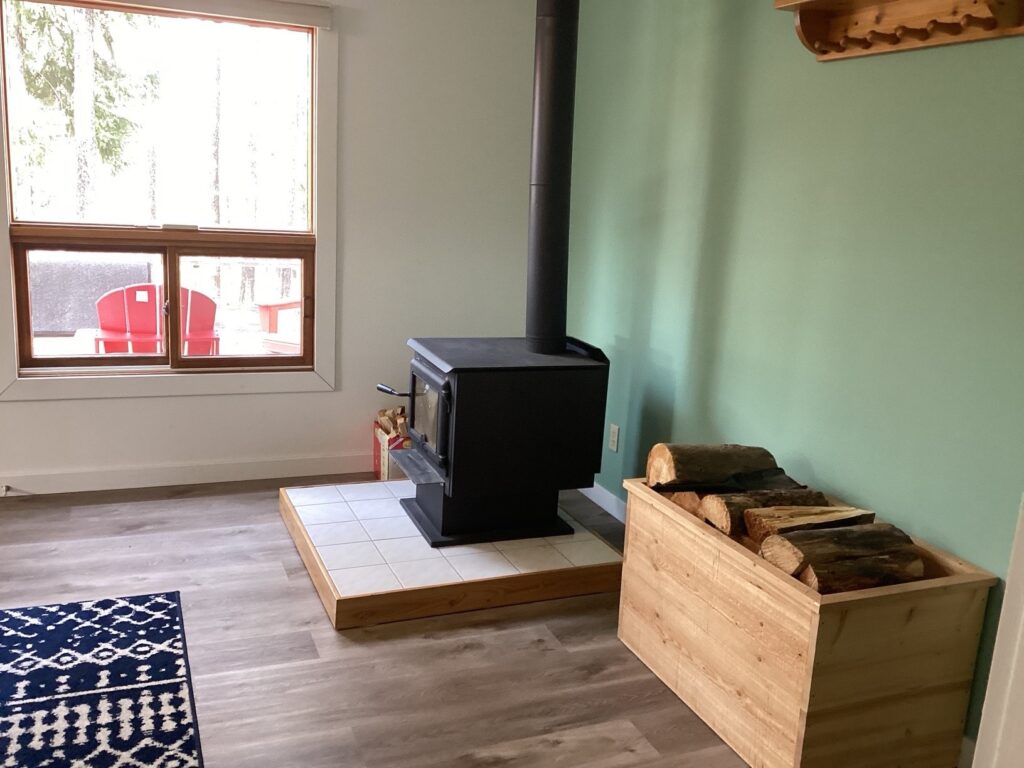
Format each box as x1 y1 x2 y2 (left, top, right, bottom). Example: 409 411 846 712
743 505 875 544
699 489 830 536
760 522 914 576
646 443 778 488
618 479 997 768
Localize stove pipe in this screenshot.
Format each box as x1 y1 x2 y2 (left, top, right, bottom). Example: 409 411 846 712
526 0 579 355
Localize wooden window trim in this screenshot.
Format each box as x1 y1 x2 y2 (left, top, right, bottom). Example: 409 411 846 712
14 0 328 33
9 223 315 250
169 243 315 370
12 225 315 371
2 2 318 375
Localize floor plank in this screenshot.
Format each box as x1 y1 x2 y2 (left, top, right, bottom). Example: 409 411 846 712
0 477 741 768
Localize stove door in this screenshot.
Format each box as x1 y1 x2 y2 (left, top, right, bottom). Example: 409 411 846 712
409 358 450 469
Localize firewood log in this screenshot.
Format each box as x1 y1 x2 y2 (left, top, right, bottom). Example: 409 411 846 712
760 523 914 576
668 491 703 516
646 444 778 488
700 489 830 537
744 506 875 544
733 468 805 492
799 550 926 594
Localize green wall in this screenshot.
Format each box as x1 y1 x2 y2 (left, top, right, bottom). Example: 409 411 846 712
569 0 1024 738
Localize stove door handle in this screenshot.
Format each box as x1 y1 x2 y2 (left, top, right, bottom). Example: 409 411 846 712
376 383 411 398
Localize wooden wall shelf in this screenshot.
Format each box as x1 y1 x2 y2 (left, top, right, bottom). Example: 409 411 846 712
775 0 1024 61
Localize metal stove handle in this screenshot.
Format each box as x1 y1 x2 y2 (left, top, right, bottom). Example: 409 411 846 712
376 383 411 398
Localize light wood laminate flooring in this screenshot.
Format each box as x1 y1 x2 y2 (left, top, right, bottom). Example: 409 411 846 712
0 476 742 768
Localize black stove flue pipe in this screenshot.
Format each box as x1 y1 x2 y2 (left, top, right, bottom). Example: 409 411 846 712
526 0 579 355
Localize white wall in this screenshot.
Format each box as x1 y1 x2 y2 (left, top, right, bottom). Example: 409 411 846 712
0 0 535 494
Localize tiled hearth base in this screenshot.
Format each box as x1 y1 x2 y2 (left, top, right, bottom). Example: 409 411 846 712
279 481 623 629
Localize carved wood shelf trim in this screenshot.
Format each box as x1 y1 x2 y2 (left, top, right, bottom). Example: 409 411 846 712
775 0 1024 61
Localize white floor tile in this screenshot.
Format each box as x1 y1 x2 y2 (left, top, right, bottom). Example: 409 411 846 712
349 498 407 520
389 558 462 588
439 542 497 557
503 545 574 573
286 485 342 506
318 541 384 570
297 502 355 526
360 516 420 541
336 482 394 502
385 479 416 499
330 564 401 596
553 539 623 566
375 536 444 563
306 521 370 546
493 537 551 551
447 552 517 580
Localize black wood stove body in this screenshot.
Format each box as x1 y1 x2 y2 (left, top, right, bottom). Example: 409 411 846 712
382 1 608 547
390 336 608 546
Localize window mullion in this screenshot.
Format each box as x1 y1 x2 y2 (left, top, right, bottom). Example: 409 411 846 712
12 244 33 368
302 247 315 367
166 247 183 369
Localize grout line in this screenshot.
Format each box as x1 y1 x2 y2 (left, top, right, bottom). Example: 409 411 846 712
363 525 388 571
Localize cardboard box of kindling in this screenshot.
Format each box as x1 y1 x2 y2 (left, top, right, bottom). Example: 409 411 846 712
373 407 410 481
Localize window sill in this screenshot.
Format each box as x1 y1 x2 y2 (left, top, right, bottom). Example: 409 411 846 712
0 368 334 401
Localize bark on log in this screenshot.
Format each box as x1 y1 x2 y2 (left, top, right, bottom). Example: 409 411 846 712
733 469 804 492
744 506 875 544
699 489 830 537
799 550 926 594
646 444 778 489
760 523 914 576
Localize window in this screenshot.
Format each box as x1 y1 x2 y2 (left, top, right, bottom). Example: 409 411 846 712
2 0 316 371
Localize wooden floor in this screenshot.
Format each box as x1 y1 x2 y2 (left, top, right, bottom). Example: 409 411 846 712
0 475 743 768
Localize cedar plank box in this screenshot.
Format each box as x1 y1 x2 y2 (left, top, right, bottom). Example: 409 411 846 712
619 479 997 768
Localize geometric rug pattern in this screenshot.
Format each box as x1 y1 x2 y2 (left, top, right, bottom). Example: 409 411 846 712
0 592 203 767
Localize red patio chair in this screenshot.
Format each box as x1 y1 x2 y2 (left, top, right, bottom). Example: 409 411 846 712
94 283 164 354
94 284 220 356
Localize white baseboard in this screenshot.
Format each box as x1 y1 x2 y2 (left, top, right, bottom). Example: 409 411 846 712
579 482 627 523
2 452 373 496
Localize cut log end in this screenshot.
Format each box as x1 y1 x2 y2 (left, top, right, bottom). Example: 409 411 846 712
668 491 703 516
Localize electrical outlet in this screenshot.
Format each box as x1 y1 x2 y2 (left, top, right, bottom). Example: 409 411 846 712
608 423 620 453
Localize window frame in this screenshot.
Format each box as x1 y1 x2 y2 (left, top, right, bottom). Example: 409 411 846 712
10 225 316 370
1 0 323 378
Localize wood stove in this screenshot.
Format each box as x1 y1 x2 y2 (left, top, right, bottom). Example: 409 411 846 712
386 336 608 546
379 0 608 547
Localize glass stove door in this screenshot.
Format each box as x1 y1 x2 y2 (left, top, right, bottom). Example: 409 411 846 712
413 375 440 450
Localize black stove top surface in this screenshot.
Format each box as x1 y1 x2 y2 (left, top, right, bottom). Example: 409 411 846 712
408 337 607 374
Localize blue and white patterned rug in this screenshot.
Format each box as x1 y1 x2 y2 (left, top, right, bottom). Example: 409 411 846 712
0 592 204 767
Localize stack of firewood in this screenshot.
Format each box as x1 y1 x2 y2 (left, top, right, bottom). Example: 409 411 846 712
646 443 927 594
377 407 408 438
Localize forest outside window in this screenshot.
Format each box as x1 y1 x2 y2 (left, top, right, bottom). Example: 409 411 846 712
2 0 316 371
